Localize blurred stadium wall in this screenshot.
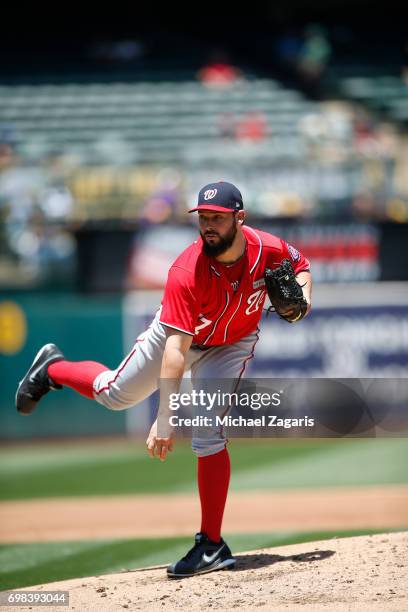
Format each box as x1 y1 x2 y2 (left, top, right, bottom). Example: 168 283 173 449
1 283 407 439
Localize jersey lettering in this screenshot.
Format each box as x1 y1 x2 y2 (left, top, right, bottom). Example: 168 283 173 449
245 290 266 315
194 315 212 336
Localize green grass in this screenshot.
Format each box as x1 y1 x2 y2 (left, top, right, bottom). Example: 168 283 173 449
0 439 407 500
231 437 408 490
1 528 404 591
1 439 407 591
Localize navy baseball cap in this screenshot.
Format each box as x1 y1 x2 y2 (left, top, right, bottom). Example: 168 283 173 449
188 181 244 213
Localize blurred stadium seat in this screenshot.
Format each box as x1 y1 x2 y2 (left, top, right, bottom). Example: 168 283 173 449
0 80 317 164
338 75 408 124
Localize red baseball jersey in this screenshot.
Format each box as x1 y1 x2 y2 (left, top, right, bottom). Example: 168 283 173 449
160 225 310 346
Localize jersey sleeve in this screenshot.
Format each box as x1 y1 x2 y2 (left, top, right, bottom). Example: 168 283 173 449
160 266 200 336
270 240 310 274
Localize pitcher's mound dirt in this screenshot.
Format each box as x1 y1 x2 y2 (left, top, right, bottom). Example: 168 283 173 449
6 531 408 611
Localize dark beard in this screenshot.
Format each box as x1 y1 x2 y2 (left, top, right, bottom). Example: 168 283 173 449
201 222 238 257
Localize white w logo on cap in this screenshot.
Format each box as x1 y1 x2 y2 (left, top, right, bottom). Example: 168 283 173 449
204 189 217 200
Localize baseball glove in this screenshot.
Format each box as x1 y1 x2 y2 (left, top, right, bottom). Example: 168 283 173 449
264 259 308 323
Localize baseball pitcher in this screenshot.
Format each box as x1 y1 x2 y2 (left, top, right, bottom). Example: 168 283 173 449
15 181 312 578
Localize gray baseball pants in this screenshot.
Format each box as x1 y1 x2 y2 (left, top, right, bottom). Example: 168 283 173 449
93 308 259 456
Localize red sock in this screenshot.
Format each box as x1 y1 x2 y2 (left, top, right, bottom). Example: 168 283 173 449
48 360 109 399
197 447 230 543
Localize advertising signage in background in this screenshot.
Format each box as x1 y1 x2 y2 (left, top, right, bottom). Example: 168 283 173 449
263 223 380 282
127 222 381 290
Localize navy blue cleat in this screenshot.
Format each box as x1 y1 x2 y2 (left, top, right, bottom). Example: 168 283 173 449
15 344 64 415
167 532 236 578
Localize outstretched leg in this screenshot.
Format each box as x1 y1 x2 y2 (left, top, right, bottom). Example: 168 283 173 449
48 360 109 398
16 310 167 414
